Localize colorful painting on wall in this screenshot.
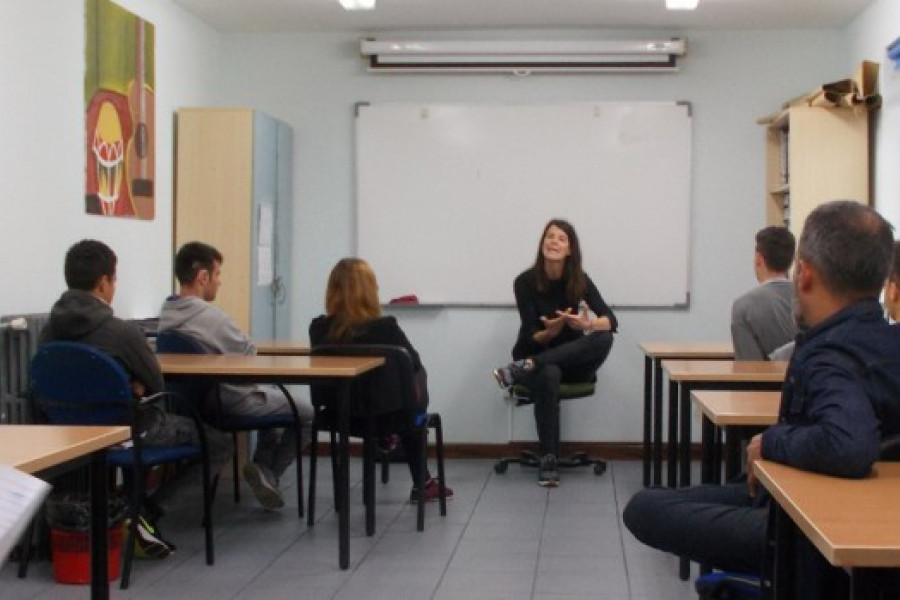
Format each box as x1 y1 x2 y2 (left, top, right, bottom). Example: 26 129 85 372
85 0 155 220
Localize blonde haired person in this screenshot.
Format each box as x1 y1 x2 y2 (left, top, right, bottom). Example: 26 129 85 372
309 258 452 502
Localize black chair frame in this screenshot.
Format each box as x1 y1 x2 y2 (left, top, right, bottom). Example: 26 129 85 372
494 381 608 476
307 344 446 535
155 329 306 518
30 341 214 589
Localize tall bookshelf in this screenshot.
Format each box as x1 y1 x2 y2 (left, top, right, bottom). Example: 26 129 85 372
758 104 870 233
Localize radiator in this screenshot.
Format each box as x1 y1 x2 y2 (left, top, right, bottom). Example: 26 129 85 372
0 313 49 424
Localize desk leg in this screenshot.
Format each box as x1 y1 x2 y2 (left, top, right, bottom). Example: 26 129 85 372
679 382 692 489
338 380 350 570
643 356 652 487
678 382 693 582
700 415 714 485
667 378 679 488
850 569 888 600
653 359 664 486
712 427 723 485
771 503 794 600
724 426 751 482
89 449 110 600
698 415 715 579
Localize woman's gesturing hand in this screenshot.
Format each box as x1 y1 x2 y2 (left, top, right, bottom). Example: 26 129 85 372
560 305 592 331
540 309 570 340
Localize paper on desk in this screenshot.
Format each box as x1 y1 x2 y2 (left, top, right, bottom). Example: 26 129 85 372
0 464 51 568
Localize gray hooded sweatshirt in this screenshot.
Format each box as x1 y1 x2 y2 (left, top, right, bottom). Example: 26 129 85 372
158 295 260 411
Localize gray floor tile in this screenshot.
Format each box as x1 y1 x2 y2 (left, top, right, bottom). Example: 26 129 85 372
0 459 705 599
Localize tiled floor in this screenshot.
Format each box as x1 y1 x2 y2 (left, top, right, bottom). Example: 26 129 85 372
1 459 700 599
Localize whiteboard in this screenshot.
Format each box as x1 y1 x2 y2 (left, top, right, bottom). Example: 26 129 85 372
356 102 692 307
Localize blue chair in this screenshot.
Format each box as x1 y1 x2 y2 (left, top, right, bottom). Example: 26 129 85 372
307 344 446 534
29 341 214 589
155 329 306 518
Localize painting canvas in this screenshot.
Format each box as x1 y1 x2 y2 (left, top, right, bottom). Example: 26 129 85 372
85 0 155 220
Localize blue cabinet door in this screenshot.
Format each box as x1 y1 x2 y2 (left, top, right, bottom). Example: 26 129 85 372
249 112 281 340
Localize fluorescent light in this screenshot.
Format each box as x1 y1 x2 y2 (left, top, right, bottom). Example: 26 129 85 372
339 0 375 9
666 0 698 9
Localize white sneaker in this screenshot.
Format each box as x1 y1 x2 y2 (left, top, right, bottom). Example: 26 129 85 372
242 462 284 509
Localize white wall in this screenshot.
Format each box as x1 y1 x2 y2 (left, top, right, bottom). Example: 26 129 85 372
0 0 223 318
846 0 900 229
217 29 845 444
3 2 895 446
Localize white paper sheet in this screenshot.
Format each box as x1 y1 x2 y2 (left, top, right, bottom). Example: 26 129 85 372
0 464 51 567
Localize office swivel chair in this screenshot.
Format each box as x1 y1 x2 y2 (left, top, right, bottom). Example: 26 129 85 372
494 380 607 476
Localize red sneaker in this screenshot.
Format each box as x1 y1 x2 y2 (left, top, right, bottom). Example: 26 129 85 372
409 477 453 503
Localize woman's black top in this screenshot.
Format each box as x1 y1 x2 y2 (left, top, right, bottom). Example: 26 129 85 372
309 314 425 418
511 269 617 360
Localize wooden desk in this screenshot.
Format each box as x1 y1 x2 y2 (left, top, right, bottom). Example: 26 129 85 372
663 359 786 581
157 353 384 570
254 340 309 356
0 425 131 600
639 342 734 487
663 359 785 489
692 390 780 484
755 460 900 599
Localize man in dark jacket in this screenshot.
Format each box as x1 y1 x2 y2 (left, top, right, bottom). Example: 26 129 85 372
623 201 900 599
40 240 232 558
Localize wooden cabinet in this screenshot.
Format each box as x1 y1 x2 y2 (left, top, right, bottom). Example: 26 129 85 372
758 104 869 233
174 108 293 338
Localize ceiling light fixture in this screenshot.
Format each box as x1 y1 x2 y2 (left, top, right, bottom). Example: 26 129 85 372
666 0 699 9
360 39 687 73
339 0 375 10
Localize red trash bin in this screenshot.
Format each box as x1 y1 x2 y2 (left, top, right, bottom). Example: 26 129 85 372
51 523 122 584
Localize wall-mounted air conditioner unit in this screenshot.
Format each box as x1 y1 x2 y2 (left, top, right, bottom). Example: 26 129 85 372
360 38 686 74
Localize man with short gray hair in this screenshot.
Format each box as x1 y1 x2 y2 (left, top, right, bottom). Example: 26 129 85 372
624 201 900 599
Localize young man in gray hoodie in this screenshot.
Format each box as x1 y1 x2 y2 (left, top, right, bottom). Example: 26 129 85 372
158 241 314 509
41 239 232 557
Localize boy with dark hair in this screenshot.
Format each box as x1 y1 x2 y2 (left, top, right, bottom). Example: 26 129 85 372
160 241 313 509
730 226 798 360
41 240 232 558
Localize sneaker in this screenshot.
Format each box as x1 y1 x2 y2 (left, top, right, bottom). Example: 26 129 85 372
243 461 285 509
133 515 173 559
538 454 560 488
493 359 532 389
379 434 401 453
409 477 454 503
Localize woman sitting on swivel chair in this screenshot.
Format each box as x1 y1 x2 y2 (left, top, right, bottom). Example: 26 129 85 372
493 219 616 487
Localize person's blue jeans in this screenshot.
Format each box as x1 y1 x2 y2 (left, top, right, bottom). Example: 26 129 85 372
518 330 613 457
623 483 767 574
624 483 859 599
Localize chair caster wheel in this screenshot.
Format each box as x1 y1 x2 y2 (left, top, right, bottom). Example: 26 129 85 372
494 461 508 474
593 463 607 476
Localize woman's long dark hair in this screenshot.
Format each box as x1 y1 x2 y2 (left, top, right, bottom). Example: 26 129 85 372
531 219 587 304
